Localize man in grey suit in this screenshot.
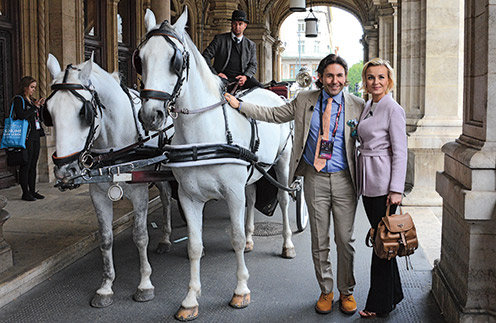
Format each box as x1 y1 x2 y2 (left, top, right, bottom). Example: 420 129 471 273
202 10 262 91
224 54 365 316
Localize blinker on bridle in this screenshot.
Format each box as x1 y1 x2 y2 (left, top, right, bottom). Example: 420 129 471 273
132 20 190 117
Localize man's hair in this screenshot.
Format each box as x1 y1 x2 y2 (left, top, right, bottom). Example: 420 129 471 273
315 54 348 89
17 76 37 97
361 57 395 94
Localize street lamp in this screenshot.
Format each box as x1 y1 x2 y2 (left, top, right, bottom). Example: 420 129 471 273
305 8 318 37
289 0 306 12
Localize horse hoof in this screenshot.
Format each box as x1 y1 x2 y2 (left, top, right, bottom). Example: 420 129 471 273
175 305 199 321
282 247 296 259
133 288 155 302
156 242 172 254
229 293 250 309
90 293 113 308
244 241 254 253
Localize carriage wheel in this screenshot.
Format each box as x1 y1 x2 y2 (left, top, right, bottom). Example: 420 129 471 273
295 178 308 232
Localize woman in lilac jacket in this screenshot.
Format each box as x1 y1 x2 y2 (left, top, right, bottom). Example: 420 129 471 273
356 58 407 318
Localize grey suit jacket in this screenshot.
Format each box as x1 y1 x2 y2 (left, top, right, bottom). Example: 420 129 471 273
202 33 257 78
240 90 365 189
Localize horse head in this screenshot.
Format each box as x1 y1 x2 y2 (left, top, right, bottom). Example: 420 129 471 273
136 8 195 131
46 53 104 183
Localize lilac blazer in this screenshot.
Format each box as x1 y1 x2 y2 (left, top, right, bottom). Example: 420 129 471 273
356 93 407 197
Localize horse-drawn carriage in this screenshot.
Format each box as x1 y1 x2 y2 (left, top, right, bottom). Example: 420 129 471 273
44 7 307 321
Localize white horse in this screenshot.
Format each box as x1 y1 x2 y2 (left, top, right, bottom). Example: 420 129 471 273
46 53 173 307
136 8 295 321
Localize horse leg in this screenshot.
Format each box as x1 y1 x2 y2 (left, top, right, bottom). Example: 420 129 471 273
274 163 296 259
89 184 116 308
154 181 173 254
226 192 251 309
244 184 256 253
175 197 204 321
125 184 155 302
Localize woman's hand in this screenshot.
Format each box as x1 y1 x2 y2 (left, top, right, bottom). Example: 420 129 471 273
387 192 402 205
34 98 45 107
224 93 240 109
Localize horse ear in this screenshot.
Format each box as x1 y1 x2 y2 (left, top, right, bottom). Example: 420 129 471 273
174 6 188 32
47 53 61 79
79 58 93 85
110 71 120 83
145 9 157 32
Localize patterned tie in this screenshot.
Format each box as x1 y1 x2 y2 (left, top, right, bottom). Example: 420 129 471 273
313 98 333 172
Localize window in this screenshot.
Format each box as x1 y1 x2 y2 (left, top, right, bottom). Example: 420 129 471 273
314 41 320 53
290 64 296 79
117 0 136 87
0 0 7 16
84 0 106 67
298 40 305 53
298 20 305 33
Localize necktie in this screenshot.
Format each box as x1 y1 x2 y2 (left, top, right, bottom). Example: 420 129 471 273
313 98 333 172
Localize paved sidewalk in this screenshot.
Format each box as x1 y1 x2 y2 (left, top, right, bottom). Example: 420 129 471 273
0 182 162 309
0 181 445 322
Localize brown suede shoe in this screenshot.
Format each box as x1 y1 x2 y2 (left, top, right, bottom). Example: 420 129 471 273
340 294 357 314
315 292 334 314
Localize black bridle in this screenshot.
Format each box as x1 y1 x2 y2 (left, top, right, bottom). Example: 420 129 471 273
133 20 190 114
45 64 105 168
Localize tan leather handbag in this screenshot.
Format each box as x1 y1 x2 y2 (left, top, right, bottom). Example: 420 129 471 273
366 206 418 262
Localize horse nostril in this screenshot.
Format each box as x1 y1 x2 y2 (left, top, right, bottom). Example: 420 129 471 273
156 109 164 121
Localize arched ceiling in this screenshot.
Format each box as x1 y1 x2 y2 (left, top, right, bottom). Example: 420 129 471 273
261 0 377 37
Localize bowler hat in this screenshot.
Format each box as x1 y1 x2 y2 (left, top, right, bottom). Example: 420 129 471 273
230 10 249 23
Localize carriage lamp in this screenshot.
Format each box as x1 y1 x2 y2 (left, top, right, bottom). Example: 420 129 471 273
305 9 318 38
289 0 306 12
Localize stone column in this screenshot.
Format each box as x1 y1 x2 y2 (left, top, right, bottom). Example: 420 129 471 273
151 0 171 23
45 0 84 183
377 3 396 65
0 196 12 273
402 0 463 206
272 39 283 81
397 0 425 130
432 1 496 322
246 26 273 83
105 0 119 74
363 24 379 60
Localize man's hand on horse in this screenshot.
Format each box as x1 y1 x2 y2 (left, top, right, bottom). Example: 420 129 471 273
218 72 228 79
235 75 247 86
224 93 240 109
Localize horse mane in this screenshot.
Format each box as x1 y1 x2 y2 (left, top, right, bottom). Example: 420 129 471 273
181 31 223 95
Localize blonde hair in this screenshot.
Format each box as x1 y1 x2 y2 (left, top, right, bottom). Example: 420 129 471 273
361 58 395 94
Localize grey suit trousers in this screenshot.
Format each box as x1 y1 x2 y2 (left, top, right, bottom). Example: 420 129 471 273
303 164 357 295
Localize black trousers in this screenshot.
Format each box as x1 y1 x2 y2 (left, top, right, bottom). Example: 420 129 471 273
222 76 263 92
362 195 404 314
19 139 40 195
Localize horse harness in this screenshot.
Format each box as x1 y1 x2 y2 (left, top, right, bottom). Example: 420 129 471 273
45 64 170 191
133 20 190 116
43 64 106 169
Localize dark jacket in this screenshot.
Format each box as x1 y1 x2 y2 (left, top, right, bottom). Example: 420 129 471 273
12 95 45 141
202 32 257 78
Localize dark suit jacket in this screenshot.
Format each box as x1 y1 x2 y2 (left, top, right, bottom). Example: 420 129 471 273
202 32 257 78
240 90 364 189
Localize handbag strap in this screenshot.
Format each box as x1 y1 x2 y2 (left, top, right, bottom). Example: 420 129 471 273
10 95 25 119
385 204 403 217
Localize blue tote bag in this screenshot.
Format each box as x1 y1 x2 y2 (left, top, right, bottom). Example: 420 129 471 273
0 96 29 149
